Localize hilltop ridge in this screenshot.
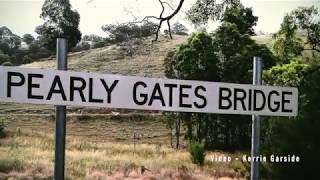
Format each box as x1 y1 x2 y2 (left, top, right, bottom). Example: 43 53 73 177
23 35 188 77
22 34 272 77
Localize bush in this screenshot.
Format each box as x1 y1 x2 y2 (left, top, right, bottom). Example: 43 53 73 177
188 141 205 166
0 53 12 65
0 119 5 138
82 34 103 43
0 158 24 173
172 22 188 35
72 41 91 52
1 61 13 66
22 55 32 64
93 41 105 49
101 22 157 43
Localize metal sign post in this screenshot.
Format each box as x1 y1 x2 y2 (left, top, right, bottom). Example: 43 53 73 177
251 56 262 180
54 38 68 180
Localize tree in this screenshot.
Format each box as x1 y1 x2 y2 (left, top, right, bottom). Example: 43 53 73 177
0 51 12 65
165 4 275 150
263 61 320 179
222 6 257 35
272 6 319 63
36 0 81 52
72 41 91 52
187 0 241 26
214 22 275 83
29 41 40 54
137 0 185 41
0 42 11 55
262 6 320 179
92 41 105 49
264 60 310 87
22 34 35 45
187 0 257 36
0 26 21 55
292 6 320 53
82 34 104 43
165 32 219 80
102 22 157 43
140 0 243 41
165 32 219 148
172 22 188 35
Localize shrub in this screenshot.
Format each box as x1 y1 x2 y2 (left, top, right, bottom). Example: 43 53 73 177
82 34 103 43
101 22 157 43
0 118 6 138
0 53 12 65
0 158 24 173
72 41 91 52
1 61 12 66
188 141 205 166
93 41 105 49
172 22 188 35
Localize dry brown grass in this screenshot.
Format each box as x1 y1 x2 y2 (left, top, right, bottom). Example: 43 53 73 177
0 127 248 179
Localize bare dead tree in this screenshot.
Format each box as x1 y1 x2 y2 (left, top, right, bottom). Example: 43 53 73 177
89 0 185 42
140 0 185 42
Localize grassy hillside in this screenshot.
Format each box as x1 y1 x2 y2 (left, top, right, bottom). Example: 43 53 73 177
23 35 187 77
23 34 273 75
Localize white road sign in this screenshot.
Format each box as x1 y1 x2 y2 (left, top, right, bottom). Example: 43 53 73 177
0 66 298 116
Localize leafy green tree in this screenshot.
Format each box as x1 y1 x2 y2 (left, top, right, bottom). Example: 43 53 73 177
0 26 21 55
263 61 320 179
29 41 40 55
102 22 157 43
165 2 276 150
0 42 11 55
222 6 257 35
272 15 304 62
187 0 257 36
165 32 219 81
82 34 104 43
187 0 241 26
0 51 12 65
292 6 320 53
214 22 275 83
263 6 320 179
272 6 319 63
72 41 90 52
22 34 35 45
172 22 188 35
164 32 219 148
264 60 310 87
92 41 105 49
211 22 274 149
36 0 81 52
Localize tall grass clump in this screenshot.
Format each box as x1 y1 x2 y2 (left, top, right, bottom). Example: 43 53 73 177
188 142 205 166
0 118 7 138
